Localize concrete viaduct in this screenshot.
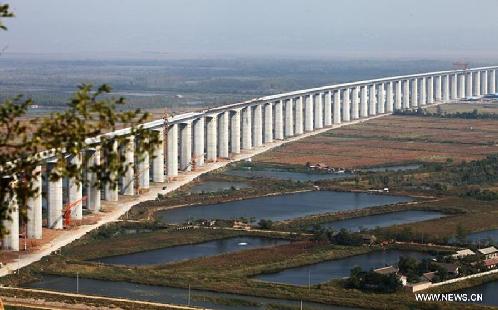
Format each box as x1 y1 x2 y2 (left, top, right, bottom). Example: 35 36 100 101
2 66 497 251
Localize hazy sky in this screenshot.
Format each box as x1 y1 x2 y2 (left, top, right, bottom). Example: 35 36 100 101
3 0 498 59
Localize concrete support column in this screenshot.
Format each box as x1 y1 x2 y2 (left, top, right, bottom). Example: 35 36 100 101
104 140 119 200
394 81 402 111
47 162 63 230
369 84 377 115
121 136 135 195
427 76 434 104
218 112 229 158
206 115 217 161
274 100 284 139
360 86 369 117
443 75 450 101
241 107 252 150
482 70 488 94
333 89 341 124
2 191 19 251
451 74 458 99
264 103 274 142
475 71 481 96
167 124 179 178
68 154 83 220
193 118 205 168
402 80 410 109
490 70 496 94
294 97 303 135
137 138 150 190
377 84 385 114
284 99 294 137
411 79 418 108
324 91 332 126
459 74 466 98
314 94 323 129
230 110 241 154
253 104 263 146
386 82 393 113
86 146 101 212
342 88 351 122
466 72 473 97
27 165 43 239
151 129 165 183
419 77 426 106
179 122 192 171
304 95 313 132
352 87 360 119
435 75 442 101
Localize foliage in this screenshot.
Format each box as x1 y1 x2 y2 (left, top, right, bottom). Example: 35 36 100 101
346 266 402 293
258 219 273 229
395 107 498 120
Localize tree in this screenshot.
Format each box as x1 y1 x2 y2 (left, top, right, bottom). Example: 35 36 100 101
455 224 468 244
0 6 159 236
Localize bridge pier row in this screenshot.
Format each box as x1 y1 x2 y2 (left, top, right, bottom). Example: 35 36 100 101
27 165 43 239
68 154 83 220
314 94 323 129
151 129 165 183
218 112 230 158
167 124 179 179
474 72 481 96
490 70 496 94
121 137 135 196
304 95 314 132
482 71 488 95
333 89 341 124
47 161 63 230
324 91 332 126
206 115 217 162
86 146 101 211
137 139 150 190
179 122 192 172
294 97 304 135
377 83 385 114
2 192 19 251
284 99 294 137
427 77 434 104
264 103 274 143
253 105 263 147
241 106 252 150
104 140 120 200
459 74 466 99
193 117 205 167
230 109 241 154
342 88 351 122
352 87 360 119
443 75 450 101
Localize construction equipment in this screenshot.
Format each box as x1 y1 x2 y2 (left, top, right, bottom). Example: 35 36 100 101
453 62 470 71
63 196 86 227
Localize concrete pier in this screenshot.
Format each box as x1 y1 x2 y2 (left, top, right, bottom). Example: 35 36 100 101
324 91 332 126
230 110 241 154
342 88 351 121
27 165 43 239
206 115 217 161
411 79 418 108
352 87 360 119
274 100 284 139
86 147 101 212
193 118 205 167
360 86 368 117
284 99 294 137
218 112 229 158
253 104 263 147
459 74 466 98
475 71 481 96
482 70 488 95
490 70 496 94
419 77 426 106
394 81 402 110
2 192 19 251
435 75 442 101
104 140 119 200
304 95 313 131
151 129 165 183
68 154 83 220
377 83 385 114
294 97 304 134
403 80 410 109
180 122 192 171
122 136 135 195
369 84 377 115
264 103 274 142
385 82 393 113
427 76 434 104
443 75 450 101
137 139 150 190
451 74 458 99
47 162 63 230
333 89 341 124
466 72 473 97
241 107 252 150
314 94 323 129
167 124 179 178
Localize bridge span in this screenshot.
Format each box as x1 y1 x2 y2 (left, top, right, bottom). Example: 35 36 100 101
1 66 497 273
